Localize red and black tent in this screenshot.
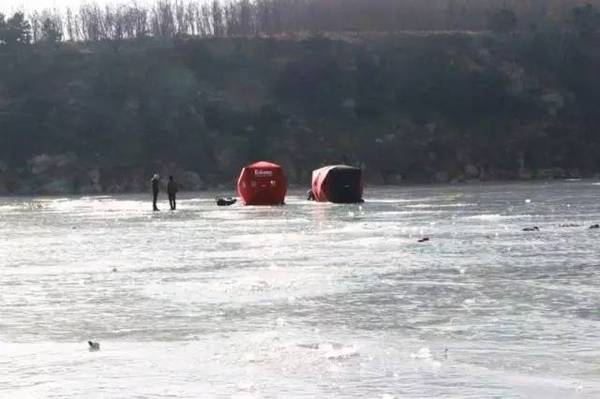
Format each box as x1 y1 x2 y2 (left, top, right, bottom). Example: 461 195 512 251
311 165 364 203
237 161 287 205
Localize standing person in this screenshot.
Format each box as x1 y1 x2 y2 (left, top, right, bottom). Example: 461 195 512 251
167 175 178 211
151 174 160 211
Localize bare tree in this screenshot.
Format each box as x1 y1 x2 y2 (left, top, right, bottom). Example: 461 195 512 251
198 3 213 36
79 4 103 41
40 14 64 43
65 8 75 40
185 1 199 35
151 0 176 37
30 11 41 42
174 1 186 34
212 0 225 36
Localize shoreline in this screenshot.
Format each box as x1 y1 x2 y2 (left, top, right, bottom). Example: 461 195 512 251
1 178 598 199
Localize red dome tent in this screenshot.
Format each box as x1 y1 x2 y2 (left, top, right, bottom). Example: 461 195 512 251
237 161 287 205
311 165 364 203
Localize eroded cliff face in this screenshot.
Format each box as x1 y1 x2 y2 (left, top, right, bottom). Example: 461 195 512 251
1 31 599 195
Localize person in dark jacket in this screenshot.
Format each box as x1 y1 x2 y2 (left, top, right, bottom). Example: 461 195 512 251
167 175 178 210
151 174 160 211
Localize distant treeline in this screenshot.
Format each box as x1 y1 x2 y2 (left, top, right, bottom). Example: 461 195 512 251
1 0 600 44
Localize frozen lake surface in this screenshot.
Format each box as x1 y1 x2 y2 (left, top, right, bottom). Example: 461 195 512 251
1 182 600 398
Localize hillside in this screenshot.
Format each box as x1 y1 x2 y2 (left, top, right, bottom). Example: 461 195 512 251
0 18 599 193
